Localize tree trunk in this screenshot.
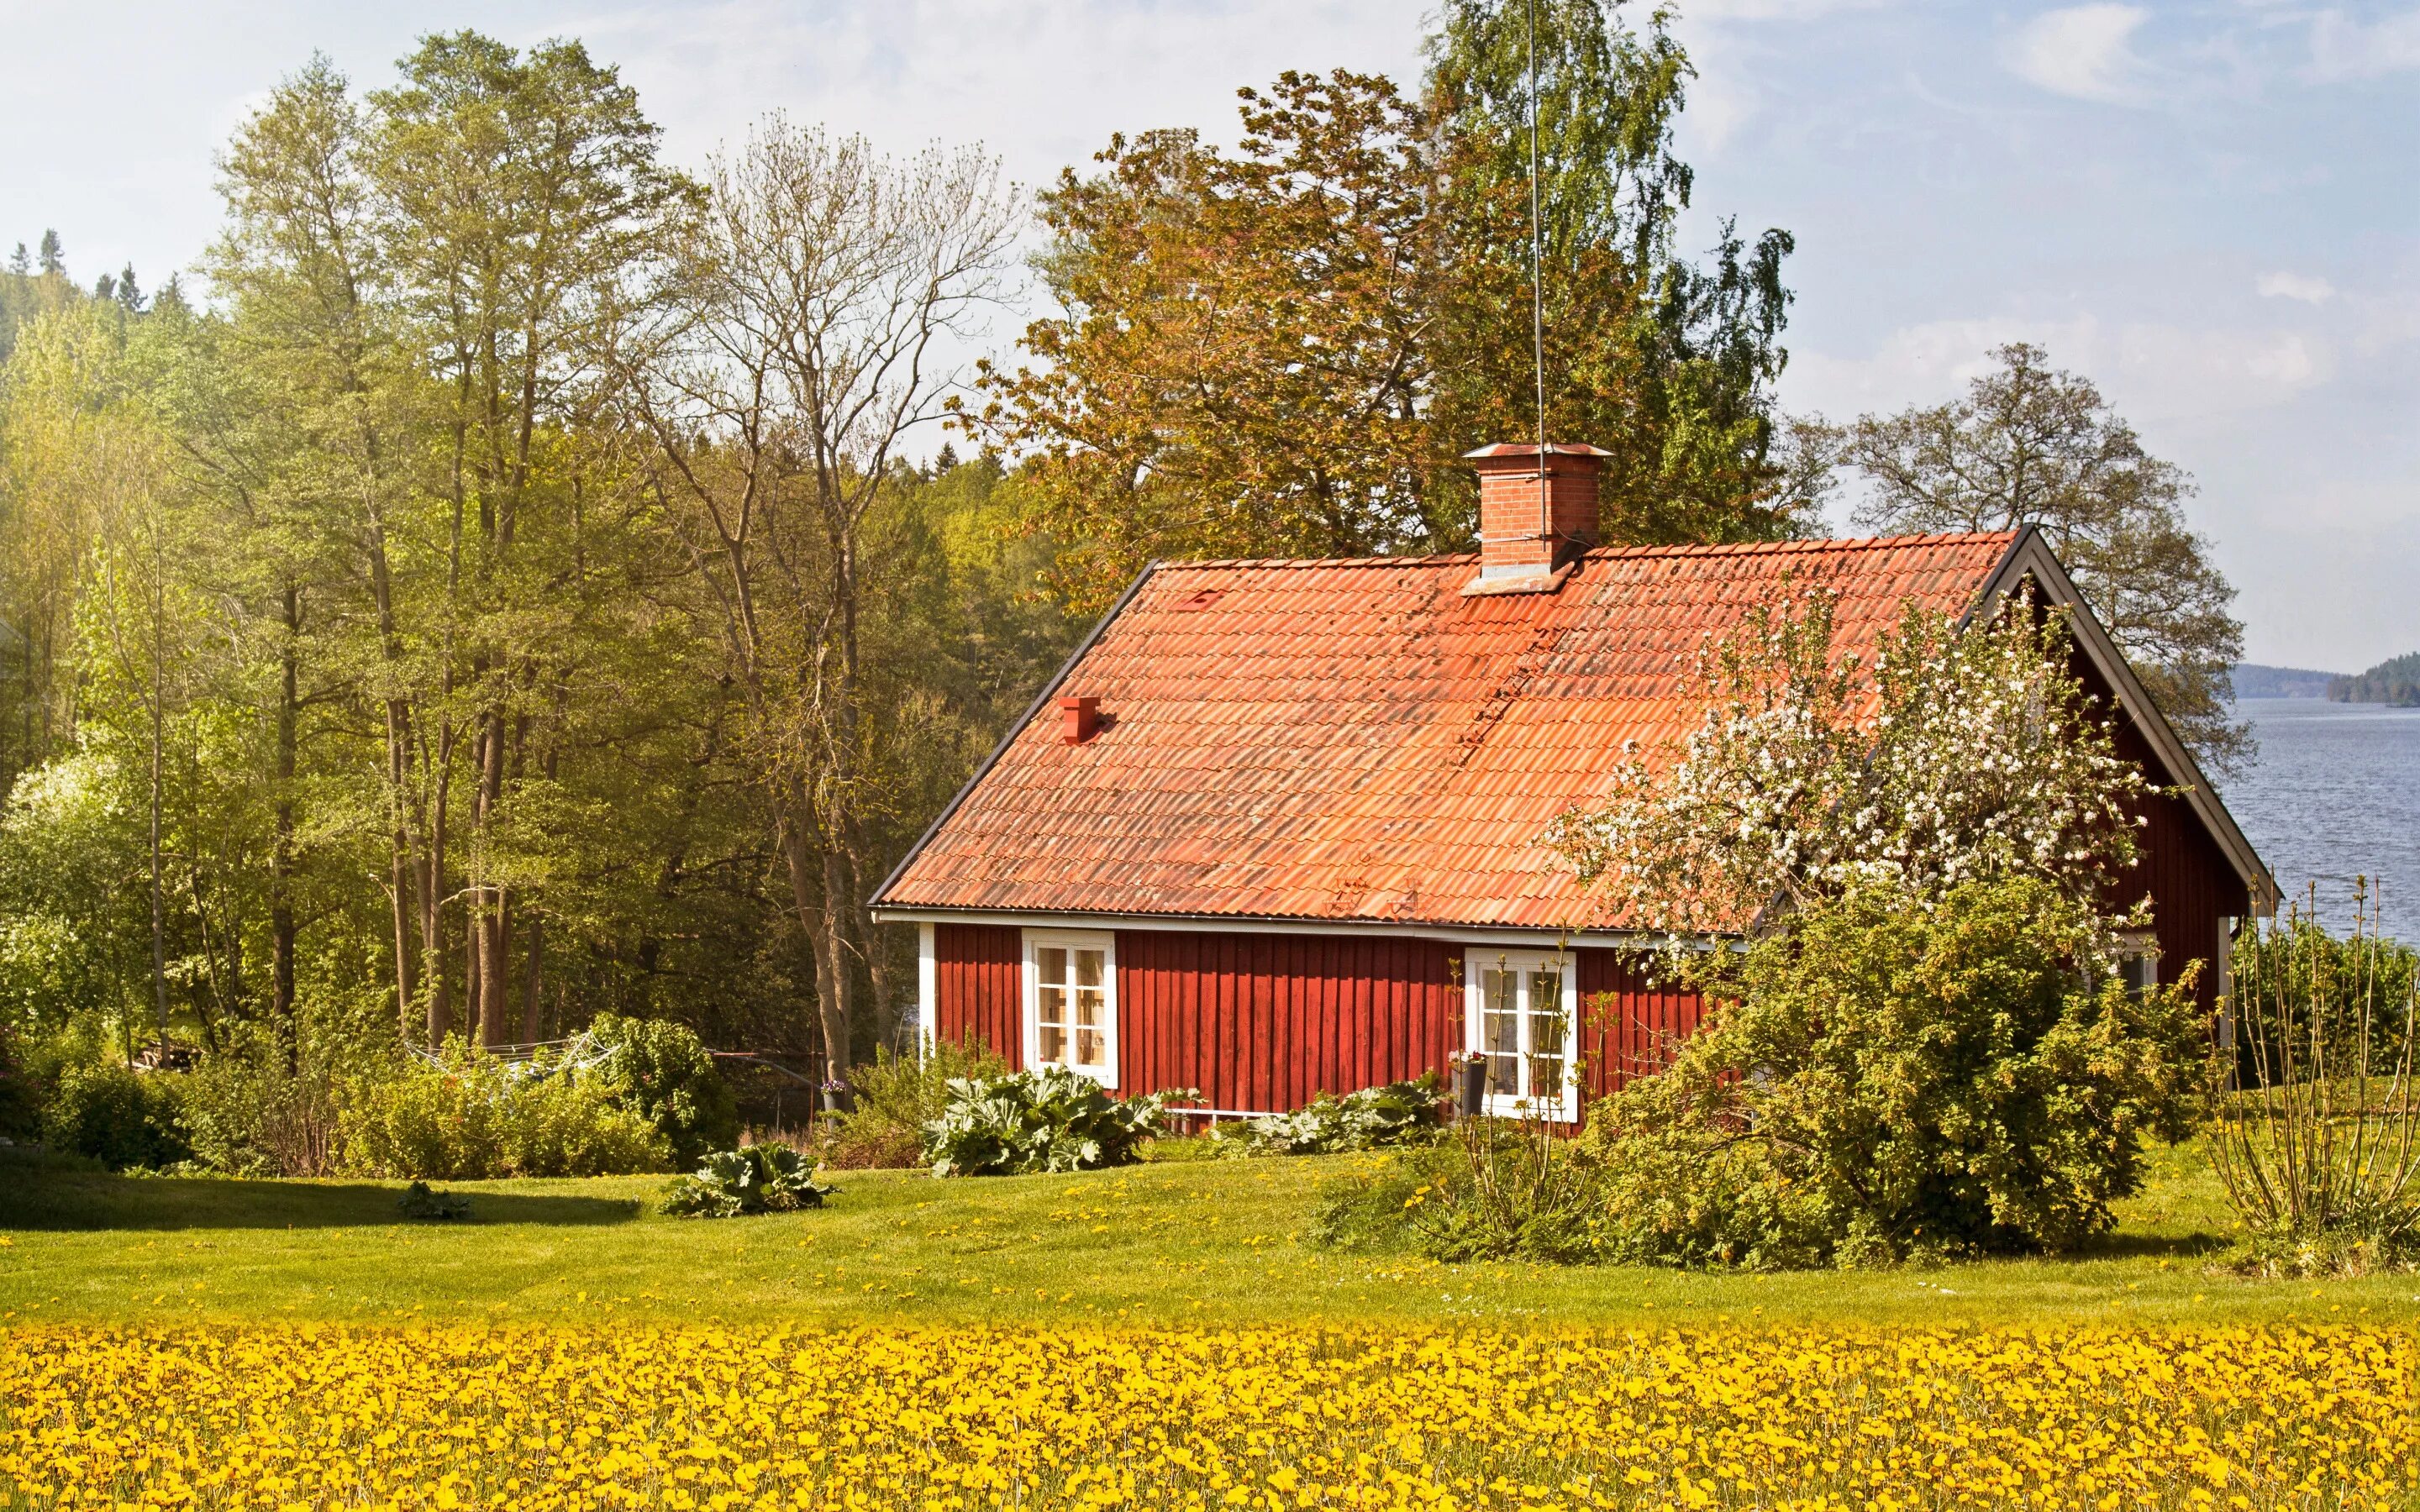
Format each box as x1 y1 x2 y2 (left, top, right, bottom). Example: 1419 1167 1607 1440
271 580 300 1074
519 915 545 1044
146 575 169 1056
778 800 850 1074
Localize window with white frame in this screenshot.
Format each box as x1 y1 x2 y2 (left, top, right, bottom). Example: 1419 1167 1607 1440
1023 930 1116 1083
1463 950 1580 1120
2116 932 2161 996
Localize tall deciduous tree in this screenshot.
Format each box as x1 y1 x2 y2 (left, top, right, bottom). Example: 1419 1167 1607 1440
624 120 1018 1071
367 33 691 1046
1808 343 2250 776
971 1 1801 612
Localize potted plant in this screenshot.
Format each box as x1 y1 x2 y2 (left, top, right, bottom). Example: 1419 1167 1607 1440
818 1077 854 1116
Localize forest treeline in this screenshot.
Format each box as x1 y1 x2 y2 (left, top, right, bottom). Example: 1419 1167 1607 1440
0 0 2249 1083
2330 653 2420 707
0 4 1813 1074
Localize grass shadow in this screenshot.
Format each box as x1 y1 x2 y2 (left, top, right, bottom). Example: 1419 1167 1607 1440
3 1155 643 1232
2075 1230 2233 1261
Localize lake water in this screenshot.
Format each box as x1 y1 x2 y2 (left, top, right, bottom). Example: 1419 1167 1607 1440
2218 698 2420 941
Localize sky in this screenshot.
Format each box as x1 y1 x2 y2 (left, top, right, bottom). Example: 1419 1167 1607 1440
1 0 2413 671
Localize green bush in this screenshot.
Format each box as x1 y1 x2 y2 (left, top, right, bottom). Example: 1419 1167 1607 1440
1309 1115 1600 1263
396 1181 471 1221
923 1066 1196 1177
587 1013 739 1165
178 1033 357 1178
42 1061 190 1171
1216 1075 1444 1157
821 1039 1009 1168
661 1144 833 1217
1579 878 2206 1268
336 1042 671 1179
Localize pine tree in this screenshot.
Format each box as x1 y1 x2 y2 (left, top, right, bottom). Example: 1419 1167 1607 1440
7 243 27 276
36 229 63 275
93 272 117 302
116 264 141 311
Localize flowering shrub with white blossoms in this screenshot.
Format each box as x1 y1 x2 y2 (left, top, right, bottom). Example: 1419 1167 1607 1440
1545 585 2150 952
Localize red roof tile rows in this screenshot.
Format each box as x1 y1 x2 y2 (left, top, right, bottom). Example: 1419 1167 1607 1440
877 532 2022 931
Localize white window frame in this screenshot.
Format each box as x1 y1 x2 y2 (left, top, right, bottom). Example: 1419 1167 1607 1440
1462 949 1581 1121
2116 931 2161 996
1022 928 1118 1085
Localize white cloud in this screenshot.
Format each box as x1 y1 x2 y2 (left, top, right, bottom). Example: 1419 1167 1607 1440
2257 270 2337 304
2002 4 2154 102
1784 313 2330 427
2305 7 2420 80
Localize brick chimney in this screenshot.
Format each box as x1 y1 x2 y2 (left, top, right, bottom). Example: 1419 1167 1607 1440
1464 442 1610 585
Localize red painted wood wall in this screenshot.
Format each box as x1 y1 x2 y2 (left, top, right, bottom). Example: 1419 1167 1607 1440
934 923 1023 1065
2077 653 2252 1015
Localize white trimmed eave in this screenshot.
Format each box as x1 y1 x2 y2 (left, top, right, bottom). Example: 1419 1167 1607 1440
865 904 1709 951
1975 529 2280 916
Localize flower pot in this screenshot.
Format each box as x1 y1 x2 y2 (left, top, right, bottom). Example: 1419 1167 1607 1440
819 1085 854 1116
1456 1057 1488 1118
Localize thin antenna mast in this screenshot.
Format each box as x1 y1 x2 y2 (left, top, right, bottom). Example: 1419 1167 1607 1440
1527 0 1548 541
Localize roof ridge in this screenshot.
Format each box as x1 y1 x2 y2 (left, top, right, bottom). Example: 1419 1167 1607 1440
1160 530 2017 575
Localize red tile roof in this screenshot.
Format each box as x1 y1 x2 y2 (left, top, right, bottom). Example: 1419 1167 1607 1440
876 533 2023 932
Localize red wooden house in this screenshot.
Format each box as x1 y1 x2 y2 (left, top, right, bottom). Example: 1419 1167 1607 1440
871 444 2274 1119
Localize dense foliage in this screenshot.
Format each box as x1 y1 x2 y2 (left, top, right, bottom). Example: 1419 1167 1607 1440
334 1044 670 1179
968 0 1803 612
39 1062 189 1171
660 1143 833 1218
1217 1076 1444 1157
818 1039 1008 1169
2330 650 2420 707
1576 879 2206 1268
922 1067 1196 1177
587 1015 739 1165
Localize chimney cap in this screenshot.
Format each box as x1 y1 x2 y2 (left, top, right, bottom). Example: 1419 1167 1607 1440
1461 441 1612 463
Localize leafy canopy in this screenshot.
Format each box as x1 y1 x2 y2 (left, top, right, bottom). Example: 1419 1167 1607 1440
971 0 1801 612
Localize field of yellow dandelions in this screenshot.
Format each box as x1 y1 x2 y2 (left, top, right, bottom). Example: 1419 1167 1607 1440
0 1322 2413 1511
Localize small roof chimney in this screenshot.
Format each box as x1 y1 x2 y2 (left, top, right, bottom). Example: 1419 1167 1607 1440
1464 442 1610 587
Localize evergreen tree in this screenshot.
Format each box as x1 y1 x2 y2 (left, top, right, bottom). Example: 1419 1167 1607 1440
36 229 63 275
8 244 27 276
116 264 140 311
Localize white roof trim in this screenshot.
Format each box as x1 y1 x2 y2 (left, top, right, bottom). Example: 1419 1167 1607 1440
866 904 1681 950
1978 528 2278 915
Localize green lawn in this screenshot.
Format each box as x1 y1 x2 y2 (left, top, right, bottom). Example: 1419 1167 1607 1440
3 1138 2415 1330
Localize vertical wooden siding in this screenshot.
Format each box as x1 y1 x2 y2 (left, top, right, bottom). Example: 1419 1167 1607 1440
930 926 1723 1111
1576 948 1704 1097
2079 652 2251 1016
1116 931 1463 1108
934 923 1023 1068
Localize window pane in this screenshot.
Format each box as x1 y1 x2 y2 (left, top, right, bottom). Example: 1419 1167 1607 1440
1528 969 1567 1058
1075 948 1104 989
1037 947 1068 987
1038 1023 1066 1062
1075 1027 1106 1068
1530 1054 1565 1099
1038 984 1066 1027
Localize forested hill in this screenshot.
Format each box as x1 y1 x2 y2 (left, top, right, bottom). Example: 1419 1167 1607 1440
2231 663 2342 699
2331 653 2420 707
